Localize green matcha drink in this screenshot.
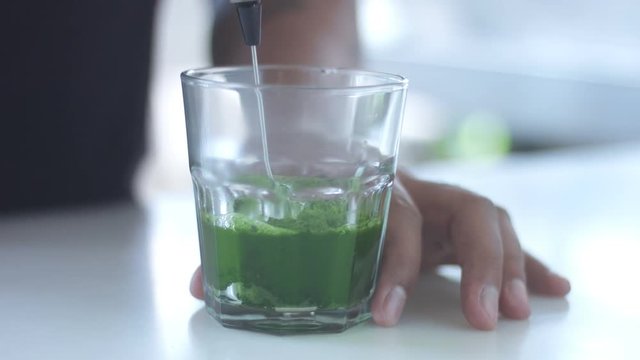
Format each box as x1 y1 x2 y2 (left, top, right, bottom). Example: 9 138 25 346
202 200 383 309
193 170 394 333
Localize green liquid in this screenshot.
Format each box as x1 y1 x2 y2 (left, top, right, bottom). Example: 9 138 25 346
200 197 385 310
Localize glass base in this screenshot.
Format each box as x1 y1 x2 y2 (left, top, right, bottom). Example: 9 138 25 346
206 297 372 334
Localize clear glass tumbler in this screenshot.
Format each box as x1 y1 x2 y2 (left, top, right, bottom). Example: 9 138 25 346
181 65 408 334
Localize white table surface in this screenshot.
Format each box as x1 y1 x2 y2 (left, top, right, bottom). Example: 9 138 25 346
2 143 639 360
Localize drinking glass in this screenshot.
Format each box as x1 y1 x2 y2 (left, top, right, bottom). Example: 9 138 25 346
181 65 408 333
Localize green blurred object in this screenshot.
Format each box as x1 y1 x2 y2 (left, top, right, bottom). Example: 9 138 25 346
435 111 512 160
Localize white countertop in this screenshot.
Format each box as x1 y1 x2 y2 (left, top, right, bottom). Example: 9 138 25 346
2 143 639 359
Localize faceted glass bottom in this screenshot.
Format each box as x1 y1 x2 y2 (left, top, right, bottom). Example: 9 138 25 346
206 297 372 334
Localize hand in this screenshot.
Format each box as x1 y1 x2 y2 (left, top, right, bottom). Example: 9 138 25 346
189 171 571 330
369 171 571 330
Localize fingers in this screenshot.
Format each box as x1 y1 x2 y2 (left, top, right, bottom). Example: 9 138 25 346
190 266 205 300
450 195 504 331
525 253 571 296
400 173 505 330
497 208 531 319
371 179 423 327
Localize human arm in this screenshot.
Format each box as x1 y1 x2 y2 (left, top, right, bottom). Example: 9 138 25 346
211 0 359 67
196 0 570 330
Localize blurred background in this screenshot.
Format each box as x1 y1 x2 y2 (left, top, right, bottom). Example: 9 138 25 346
135 0 640 199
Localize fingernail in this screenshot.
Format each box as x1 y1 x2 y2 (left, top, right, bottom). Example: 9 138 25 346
508 279 530 314
480 285 499 324
550 272 572 294
383 286 407 325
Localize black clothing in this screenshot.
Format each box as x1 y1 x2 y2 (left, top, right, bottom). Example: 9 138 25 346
2 1 156 213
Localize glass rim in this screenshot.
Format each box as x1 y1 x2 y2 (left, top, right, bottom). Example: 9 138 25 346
180 65 408 92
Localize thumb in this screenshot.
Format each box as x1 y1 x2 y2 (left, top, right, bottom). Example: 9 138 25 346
371 179 423 326
190 265 204 300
